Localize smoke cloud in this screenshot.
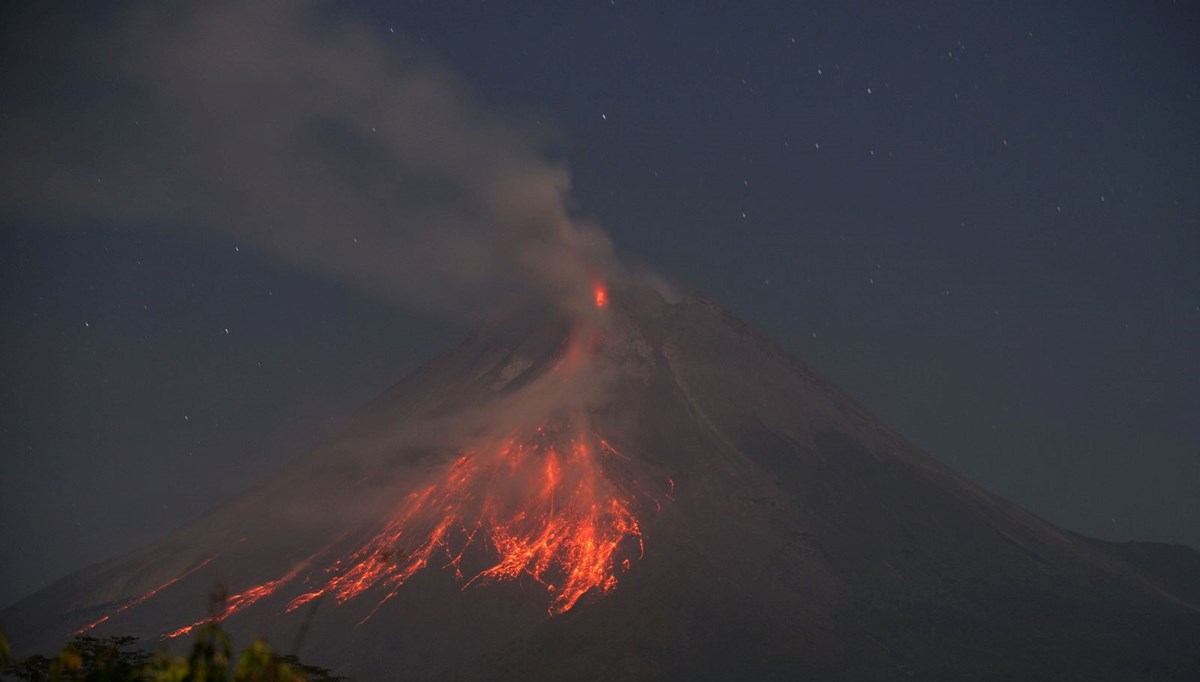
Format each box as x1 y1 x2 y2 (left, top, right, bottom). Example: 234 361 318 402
0 1 615 319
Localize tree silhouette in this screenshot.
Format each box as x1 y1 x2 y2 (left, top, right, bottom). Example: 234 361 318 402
0 626 347 682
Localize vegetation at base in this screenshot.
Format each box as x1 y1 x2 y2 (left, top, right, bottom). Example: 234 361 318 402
0 625 346 682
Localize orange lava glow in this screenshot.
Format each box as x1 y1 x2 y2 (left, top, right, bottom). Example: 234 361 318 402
593 282 608 308
81 300 664 637
276 317 650 619
77 554 219 635
289 427 644 618
164 556 317 639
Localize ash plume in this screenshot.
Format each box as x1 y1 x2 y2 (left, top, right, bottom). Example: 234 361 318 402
0 1 615 319
1 1 666 627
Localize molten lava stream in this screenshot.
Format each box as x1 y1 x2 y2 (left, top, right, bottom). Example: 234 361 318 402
164 555 318 639
76 554 219 635
287 428 645 619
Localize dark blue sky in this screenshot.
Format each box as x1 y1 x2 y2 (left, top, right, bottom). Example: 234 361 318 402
2 1 1198 607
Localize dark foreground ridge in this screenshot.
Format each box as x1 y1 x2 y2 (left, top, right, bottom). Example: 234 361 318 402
5 287 1199 680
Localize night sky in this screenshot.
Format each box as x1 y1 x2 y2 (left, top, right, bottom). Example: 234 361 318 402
2 1 1198 608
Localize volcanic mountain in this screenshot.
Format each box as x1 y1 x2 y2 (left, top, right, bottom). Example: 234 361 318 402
5 286 1199 680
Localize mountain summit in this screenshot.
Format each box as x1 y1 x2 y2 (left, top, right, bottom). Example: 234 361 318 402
6 286 1199 680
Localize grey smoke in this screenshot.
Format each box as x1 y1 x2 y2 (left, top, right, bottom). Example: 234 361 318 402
0 1 615 318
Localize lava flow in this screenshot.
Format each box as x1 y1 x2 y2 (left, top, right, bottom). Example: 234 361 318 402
87 281 653 637
284 289 645 618
76 554 218 635
289 426 644 619
163 555 318 639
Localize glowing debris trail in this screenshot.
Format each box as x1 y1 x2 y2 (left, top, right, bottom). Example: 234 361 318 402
97 281 652 635
288 429 644 619
278 292 644 618
163 555 319 640
76 554 219 635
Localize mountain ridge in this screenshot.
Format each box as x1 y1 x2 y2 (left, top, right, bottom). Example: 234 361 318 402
5 289 1198 680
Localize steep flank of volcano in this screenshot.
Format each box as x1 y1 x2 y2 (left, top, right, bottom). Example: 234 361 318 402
5 287 1199 680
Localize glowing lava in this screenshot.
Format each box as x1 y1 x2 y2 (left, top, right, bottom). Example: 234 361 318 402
277 300 646 619
593 282 608 309
76 554 218 635
81 284 658 637
164 557 317 639
289 427 644 618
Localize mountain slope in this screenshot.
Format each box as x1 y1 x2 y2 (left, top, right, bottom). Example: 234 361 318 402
5 288 1199 680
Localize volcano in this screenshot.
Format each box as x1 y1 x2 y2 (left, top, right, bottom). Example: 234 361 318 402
4 286 1199 680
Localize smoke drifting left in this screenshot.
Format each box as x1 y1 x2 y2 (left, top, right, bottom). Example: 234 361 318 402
0 0 616 321
1 0 674 630
68 255 653 635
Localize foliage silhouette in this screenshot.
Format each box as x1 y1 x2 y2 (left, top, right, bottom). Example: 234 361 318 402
0 626 346 682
